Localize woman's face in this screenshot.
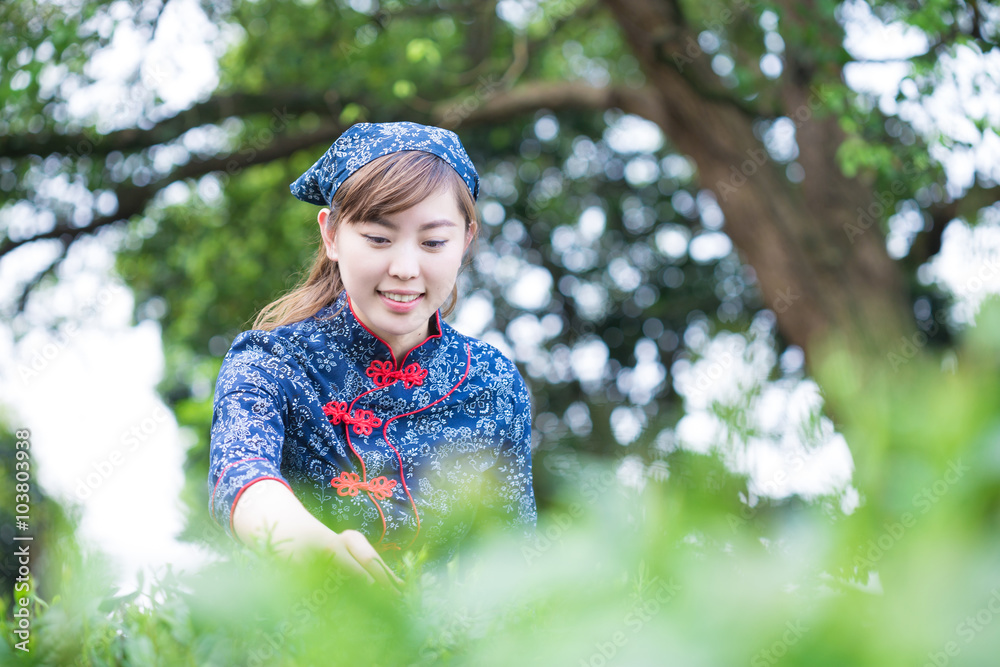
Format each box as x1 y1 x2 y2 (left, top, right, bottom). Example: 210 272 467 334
319 188 471 361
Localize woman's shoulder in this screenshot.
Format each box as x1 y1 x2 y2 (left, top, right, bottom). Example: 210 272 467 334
440 322 526 387
224 311 329 365
228 322 298 355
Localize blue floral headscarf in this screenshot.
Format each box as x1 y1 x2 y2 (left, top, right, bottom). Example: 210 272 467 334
289 121 480 206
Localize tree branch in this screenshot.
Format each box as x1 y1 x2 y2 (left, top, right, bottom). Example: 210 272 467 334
1 123 343 261
907 183 1000 267
434 80 667 129
16 237 70 313
635 11 762 119
0 90 336 160
389 2 482 18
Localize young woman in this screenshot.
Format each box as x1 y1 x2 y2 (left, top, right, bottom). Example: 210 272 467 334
207 122 536 584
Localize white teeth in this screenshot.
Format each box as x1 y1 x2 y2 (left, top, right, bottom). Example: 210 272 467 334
382 292 420 303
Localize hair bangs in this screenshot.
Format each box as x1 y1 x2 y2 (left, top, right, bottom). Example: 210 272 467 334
255 150 478 330
335 151 470 224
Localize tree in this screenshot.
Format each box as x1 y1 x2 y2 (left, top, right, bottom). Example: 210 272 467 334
1 0 997 524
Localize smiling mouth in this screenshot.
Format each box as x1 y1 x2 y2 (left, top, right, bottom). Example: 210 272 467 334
379 291 422 303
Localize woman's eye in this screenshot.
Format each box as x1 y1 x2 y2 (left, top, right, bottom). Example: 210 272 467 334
363 235 389 245
423 240 447 249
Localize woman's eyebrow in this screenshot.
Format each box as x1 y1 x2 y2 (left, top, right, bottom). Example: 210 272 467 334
418 219 459 231
365 218 459 231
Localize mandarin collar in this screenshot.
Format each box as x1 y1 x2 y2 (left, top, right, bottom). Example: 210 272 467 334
315 291 444 370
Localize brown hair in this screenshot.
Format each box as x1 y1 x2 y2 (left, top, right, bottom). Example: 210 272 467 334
253 151 479 331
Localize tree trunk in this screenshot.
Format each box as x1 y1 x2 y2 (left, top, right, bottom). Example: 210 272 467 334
602 0 913 362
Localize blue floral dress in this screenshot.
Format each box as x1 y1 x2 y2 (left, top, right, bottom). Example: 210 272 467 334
208 293 536 560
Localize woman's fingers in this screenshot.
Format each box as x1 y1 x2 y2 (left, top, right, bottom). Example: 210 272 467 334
324 536 373 582
374 557 405 587
340 530 402 589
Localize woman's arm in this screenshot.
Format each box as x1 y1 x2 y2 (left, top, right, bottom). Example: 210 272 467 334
232 479 400 587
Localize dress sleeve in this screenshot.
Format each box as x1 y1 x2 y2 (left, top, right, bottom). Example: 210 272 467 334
485 362 537 539
207 330 294 540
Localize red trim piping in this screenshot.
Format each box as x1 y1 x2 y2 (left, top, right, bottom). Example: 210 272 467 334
345 295 442 369
211 456 268 516
381 342 472 548
343 383 390 533
333 296 451 546
401 309 443 367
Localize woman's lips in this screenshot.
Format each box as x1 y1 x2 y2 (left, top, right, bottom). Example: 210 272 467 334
378 290 424 312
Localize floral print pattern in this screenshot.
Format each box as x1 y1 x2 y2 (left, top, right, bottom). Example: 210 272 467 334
208 293 535 560
288 121 480 206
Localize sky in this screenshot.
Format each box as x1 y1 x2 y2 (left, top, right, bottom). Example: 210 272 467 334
1 0 227 588
1 0 999 593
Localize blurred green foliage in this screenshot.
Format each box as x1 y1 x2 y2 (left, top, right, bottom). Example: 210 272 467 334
1 301 998 664
2 0 999 663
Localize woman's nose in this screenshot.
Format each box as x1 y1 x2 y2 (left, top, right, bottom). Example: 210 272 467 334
387 246 420 280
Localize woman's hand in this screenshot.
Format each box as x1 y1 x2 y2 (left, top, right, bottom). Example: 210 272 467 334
316 528 402 589
232 479 402 589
